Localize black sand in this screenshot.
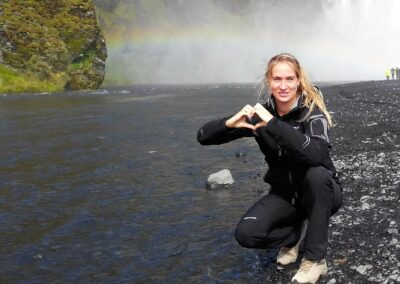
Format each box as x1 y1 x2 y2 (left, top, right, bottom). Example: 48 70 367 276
312 80 400 283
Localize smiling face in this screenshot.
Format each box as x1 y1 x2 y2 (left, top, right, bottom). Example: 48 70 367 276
268 62 300 109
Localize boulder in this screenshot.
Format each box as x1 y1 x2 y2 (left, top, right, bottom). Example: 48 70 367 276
206 169 235 190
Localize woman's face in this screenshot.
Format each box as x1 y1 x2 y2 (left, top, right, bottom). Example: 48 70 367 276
269 62 300 107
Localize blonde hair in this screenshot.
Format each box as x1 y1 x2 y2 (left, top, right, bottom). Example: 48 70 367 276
264 53 333 127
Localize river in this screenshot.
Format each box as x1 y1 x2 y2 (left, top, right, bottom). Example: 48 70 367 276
0 85 284 283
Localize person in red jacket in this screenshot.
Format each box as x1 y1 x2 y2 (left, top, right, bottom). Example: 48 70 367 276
197 53 342 284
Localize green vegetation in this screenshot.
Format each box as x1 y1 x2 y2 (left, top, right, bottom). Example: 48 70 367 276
0 64 68 93
0 0 107 93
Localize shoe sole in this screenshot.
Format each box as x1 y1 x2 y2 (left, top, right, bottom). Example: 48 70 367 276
291 270 327 284
276 259 297 265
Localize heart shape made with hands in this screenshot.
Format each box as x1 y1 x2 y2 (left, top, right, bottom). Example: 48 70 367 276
226 103 272 130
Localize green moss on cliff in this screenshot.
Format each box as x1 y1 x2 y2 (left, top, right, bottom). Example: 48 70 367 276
0 64 68 93
0 0 107 93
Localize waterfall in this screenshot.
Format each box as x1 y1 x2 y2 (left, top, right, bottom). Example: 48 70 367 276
97 0 400 84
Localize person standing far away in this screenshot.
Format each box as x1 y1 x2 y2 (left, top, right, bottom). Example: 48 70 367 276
386 69 391 80
391 67 395 79
396 67 399 80
197 53 343 284
397 67 400 80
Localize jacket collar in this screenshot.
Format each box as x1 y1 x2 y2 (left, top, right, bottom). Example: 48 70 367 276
266 93 304 117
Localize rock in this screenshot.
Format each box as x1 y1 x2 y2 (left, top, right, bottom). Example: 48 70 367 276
33 254 42 260
355 264 372 275
360 195 371 202
206 169 235 190
0 0 107 93
235 151 247 158
361 203 371 210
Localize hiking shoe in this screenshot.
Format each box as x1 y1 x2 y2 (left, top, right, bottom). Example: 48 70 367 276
276 220 308 265
276 245 299 265
291 258 328 284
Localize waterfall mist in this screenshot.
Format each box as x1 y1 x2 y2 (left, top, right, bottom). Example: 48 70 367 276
97 0 400 85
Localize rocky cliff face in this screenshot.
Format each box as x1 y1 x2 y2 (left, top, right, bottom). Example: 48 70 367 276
0 0 107 93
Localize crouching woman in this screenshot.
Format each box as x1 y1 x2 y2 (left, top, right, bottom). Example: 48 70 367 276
197 53 342 284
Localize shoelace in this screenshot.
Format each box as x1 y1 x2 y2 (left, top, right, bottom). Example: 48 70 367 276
298 259 314 273
281 246 296 256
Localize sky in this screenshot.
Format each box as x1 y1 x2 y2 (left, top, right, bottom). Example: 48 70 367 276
105 0 400 84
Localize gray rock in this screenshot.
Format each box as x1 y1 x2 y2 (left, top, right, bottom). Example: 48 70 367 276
355 264 372 275
206 169 235 190
361 203 371 210
235 151 247 157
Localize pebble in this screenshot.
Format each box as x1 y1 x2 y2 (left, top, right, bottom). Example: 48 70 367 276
206 169 235 190
355 264 373 275
361 203 371 210
33 254 42 260
235 151 247 157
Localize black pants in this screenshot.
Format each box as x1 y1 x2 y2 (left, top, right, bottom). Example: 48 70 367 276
235 166 342 261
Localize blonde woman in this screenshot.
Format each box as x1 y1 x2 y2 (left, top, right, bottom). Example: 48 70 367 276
197 53 342 284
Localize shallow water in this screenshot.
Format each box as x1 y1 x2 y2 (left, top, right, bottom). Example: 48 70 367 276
0 85 285 283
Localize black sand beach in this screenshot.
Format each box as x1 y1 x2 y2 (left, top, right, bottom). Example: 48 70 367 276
305 80 400 283
0 80 399 283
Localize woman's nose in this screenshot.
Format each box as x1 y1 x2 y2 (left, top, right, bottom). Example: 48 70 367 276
279 80 287 89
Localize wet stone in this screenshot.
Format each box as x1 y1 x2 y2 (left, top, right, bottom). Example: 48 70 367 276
206 169 235 190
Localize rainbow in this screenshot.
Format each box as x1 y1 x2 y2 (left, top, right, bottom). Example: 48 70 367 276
99 0 400 84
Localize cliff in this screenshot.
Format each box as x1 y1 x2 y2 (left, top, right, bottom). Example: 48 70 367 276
0 0 107 93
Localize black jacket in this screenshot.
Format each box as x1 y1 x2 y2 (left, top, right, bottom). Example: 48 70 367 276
197 94 340 196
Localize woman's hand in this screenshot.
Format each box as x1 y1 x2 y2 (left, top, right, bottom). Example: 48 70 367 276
252 103 273 128
225 104 256 130
225 103 274 130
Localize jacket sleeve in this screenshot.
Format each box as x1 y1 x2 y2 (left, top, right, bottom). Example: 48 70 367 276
262 113 331 165
197 117 254 145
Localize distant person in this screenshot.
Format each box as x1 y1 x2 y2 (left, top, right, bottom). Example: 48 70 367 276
197 53 342 284
396 68 399 80
397 68 400 80
386 69 391 80
391 67 395 79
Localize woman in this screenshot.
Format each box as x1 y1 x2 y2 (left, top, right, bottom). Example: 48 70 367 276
197 53 342 284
